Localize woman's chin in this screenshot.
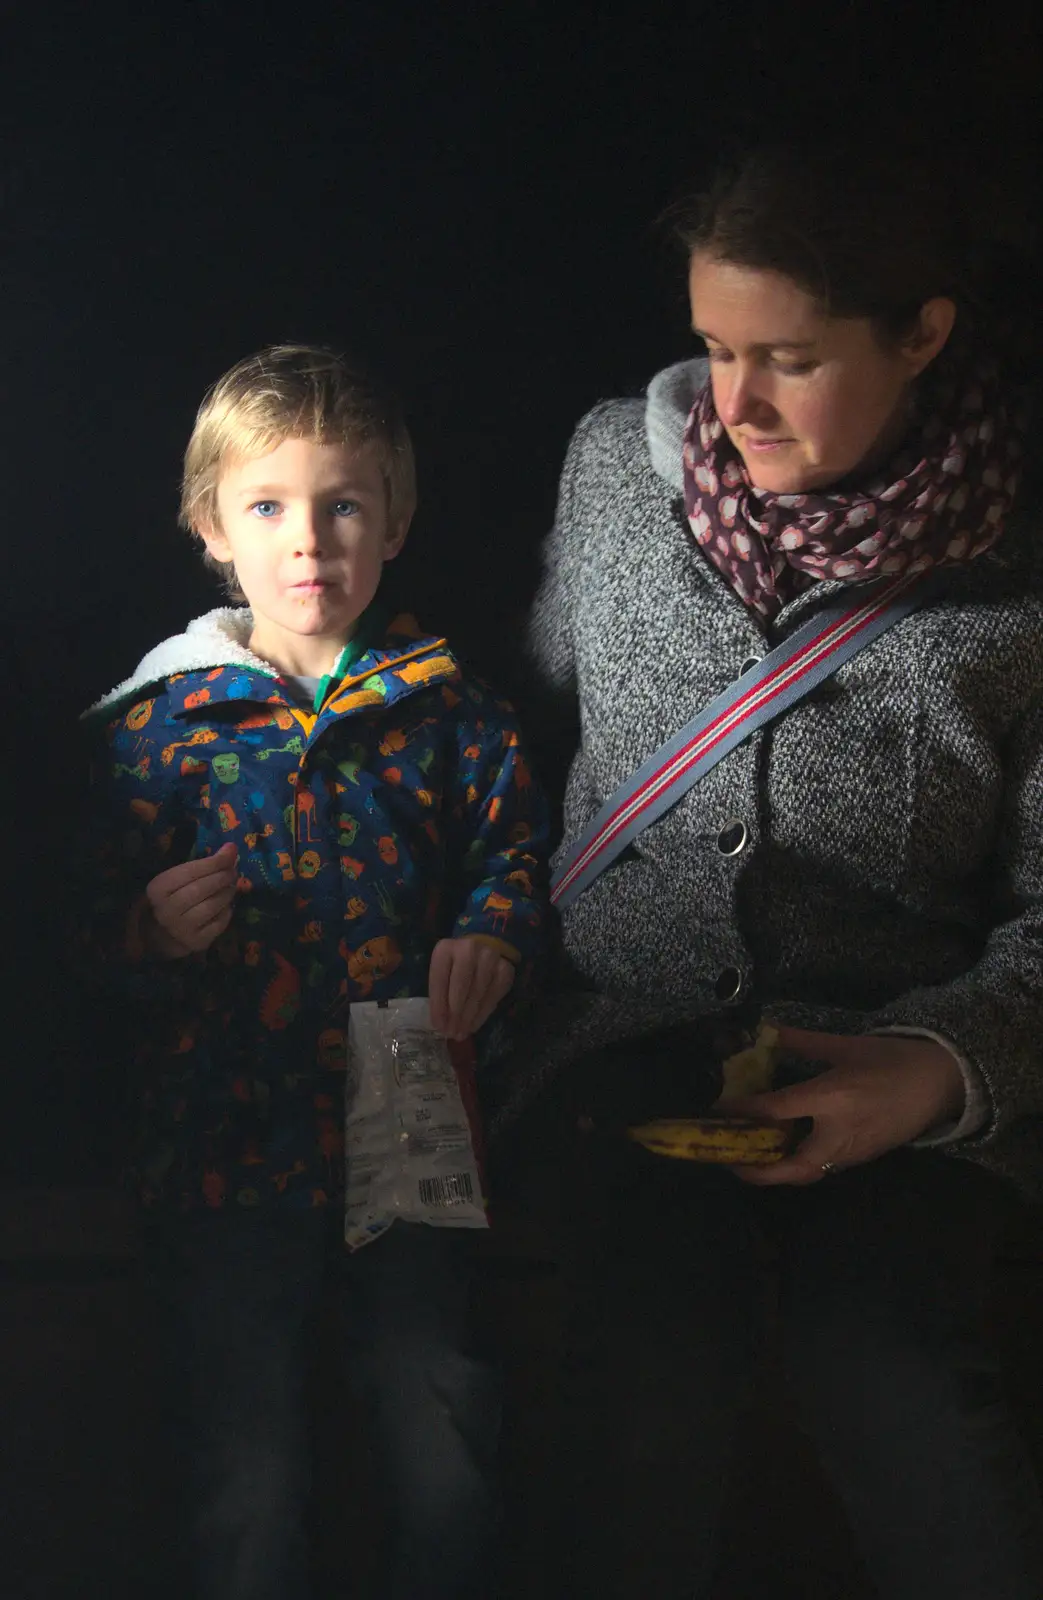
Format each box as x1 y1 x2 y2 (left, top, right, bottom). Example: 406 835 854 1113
747 466 802 495
743 454 819 496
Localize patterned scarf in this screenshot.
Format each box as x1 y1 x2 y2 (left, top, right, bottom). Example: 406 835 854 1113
682 361 1024 620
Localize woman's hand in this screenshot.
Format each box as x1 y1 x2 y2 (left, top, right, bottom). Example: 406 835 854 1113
720 1025 967 1186
428 937 516 1041
144 843 239 958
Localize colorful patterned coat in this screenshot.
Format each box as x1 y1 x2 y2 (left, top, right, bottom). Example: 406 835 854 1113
79 608 548 1212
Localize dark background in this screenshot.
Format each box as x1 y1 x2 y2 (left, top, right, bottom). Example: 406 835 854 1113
2 1 1040 1184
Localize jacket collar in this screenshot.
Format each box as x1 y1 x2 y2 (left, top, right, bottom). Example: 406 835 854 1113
84 608 459 722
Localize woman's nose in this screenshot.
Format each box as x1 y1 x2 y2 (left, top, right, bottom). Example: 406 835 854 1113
715 365 774 430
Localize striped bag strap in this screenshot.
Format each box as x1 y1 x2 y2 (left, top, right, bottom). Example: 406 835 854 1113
551 571 932 910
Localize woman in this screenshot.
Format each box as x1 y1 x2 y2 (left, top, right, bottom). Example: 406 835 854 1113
494 138 1043 1597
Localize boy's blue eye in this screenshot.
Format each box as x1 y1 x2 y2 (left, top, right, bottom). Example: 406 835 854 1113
333 499 360 517
251 501 280 518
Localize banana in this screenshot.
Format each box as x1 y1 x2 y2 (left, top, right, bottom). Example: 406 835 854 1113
627 1116 791 1165
718 1022 781 1103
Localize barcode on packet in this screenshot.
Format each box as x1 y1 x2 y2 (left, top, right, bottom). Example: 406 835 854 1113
418 1172 474 1207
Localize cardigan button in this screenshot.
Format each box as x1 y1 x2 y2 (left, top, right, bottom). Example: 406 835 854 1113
717 819 748 856
715 966 743 1003
738 655 762 676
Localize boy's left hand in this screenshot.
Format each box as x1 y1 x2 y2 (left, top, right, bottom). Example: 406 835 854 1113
428 937 516 1041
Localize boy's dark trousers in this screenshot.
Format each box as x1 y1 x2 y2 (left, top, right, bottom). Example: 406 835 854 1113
143 1211 499 1600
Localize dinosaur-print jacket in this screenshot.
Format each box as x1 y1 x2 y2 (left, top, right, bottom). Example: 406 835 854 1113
79 607 549 1213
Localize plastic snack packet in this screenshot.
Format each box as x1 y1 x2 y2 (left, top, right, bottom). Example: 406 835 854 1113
344 996 489 1250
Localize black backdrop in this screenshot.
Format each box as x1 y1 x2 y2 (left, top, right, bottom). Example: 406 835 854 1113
2 2 1039 1183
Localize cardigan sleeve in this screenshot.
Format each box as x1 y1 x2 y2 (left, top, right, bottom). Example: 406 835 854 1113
870 692 1043 1149
525 406 630 811
527 437 586 697
527 400 632 691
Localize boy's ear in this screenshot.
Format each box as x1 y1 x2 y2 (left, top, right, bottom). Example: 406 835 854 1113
198 518 233 563
382 513 412 562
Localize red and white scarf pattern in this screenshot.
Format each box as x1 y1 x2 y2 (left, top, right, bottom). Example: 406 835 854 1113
682 363 1024 619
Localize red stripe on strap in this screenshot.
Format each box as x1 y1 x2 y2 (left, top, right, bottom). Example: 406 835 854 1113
554 582 903 900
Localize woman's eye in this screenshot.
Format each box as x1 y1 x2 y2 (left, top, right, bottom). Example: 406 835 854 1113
333 499 360 517
777 360 817 376
705 348 732 364
251 501 280 518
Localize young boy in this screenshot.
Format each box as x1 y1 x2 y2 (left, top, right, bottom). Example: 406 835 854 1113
79 344 548 1600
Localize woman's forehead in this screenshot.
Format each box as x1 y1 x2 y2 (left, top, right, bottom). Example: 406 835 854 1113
688 254 829 347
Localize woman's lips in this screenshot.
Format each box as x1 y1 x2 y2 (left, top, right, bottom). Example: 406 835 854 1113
742 436 794 454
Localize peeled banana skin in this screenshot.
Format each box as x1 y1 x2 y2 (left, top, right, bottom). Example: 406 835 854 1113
626 1023 791 1165
717 1023 781 1102
627 1116 794 1165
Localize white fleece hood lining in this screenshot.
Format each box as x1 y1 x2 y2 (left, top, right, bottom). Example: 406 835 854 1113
86 608 274 717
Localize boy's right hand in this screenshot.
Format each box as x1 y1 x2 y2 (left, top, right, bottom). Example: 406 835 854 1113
144 843 239 958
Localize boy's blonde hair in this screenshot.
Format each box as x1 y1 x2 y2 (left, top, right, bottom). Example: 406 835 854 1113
180 343 417 597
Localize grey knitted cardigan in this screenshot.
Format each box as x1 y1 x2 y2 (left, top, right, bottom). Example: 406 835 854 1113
493 358 1043 1199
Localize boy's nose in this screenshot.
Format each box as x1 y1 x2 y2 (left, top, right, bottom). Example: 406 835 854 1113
292 512 325 555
